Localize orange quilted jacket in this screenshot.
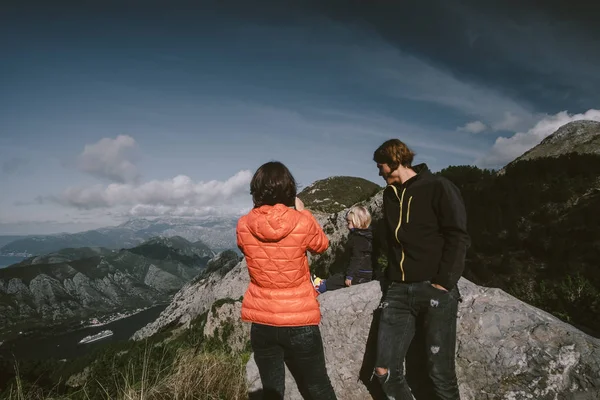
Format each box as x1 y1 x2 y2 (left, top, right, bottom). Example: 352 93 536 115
237 204 329 326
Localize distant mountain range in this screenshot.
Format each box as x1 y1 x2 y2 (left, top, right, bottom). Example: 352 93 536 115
1 177 384 257
0 216 239 257
0 236 220 337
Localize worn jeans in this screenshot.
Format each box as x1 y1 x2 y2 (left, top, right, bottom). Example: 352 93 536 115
375 281 461 400
251 323 337 400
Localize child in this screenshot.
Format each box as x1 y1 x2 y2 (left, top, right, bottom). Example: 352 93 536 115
314 205 373 293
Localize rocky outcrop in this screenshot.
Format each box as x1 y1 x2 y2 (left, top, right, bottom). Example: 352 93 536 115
132 251 246 340
246 279 600 400
132 187 600 399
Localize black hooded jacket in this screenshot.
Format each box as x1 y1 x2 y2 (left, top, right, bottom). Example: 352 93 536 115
381 164 470 290
344 228 373 281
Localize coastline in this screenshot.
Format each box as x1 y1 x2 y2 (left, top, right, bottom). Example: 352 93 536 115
0 302 170 343
0 304 170 362
81 308 148 329
80 302 170 329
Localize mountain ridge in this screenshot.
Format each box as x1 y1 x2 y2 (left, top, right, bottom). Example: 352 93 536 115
504 119 600 171
0 237 220 337
298 175 381 214
1 216 239 256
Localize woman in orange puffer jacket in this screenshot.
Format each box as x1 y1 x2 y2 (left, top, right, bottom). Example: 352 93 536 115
237 161 337 400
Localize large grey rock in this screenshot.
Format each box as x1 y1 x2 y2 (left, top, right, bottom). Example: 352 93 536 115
6 278 29 295
455 279 600 400
246 279 600 400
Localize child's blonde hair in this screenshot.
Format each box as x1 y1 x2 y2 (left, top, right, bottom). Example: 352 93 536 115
346 206 372 229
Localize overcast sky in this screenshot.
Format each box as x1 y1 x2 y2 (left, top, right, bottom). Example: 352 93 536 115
1 0 599 234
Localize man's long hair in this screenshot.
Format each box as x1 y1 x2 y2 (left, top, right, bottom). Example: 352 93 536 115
373 139 415 170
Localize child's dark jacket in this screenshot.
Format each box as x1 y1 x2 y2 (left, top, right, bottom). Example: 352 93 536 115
345 228 373 281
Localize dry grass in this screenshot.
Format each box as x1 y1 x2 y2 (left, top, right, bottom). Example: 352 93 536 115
4 346 248 400
4 360 68 400
117 347 247 400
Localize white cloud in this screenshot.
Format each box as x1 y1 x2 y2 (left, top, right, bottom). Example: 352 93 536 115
58 170 253 211
126 204 249 218
77 135 140 183
458 120 488 134
476 109 600 168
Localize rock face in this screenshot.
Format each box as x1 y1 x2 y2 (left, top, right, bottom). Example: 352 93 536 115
132 251 246 340
246 279 600 400
203 300 249 353
505 120 600 169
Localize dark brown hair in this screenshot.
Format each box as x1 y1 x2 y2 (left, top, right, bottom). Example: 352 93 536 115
373 139 415 170
250 161 297 207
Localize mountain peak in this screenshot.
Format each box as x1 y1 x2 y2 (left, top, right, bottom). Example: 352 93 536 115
128 235 215 264
298 176 381 214
540 120 600 145
507 119 600 168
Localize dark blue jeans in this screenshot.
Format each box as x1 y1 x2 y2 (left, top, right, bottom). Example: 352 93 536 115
251 323 337 400
375 281 461 400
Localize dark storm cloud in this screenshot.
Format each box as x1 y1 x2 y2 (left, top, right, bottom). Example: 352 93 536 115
311 0 600 113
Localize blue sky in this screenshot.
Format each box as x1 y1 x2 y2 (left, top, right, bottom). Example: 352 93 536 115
1 0 599 234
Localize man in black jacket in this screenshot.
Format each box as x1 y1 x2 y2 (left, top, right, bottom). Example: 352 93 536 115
372 139 470 400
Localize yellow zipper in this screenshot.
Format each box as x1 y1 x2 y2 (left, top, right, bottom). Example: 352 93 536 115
389 186 407 281
407 196 413 223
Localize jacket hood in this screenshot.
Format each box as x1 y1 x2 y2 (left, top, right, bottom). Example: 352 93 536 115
412 163 430 175
399 163 433 188
351 228 373 240
245 204 300 242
